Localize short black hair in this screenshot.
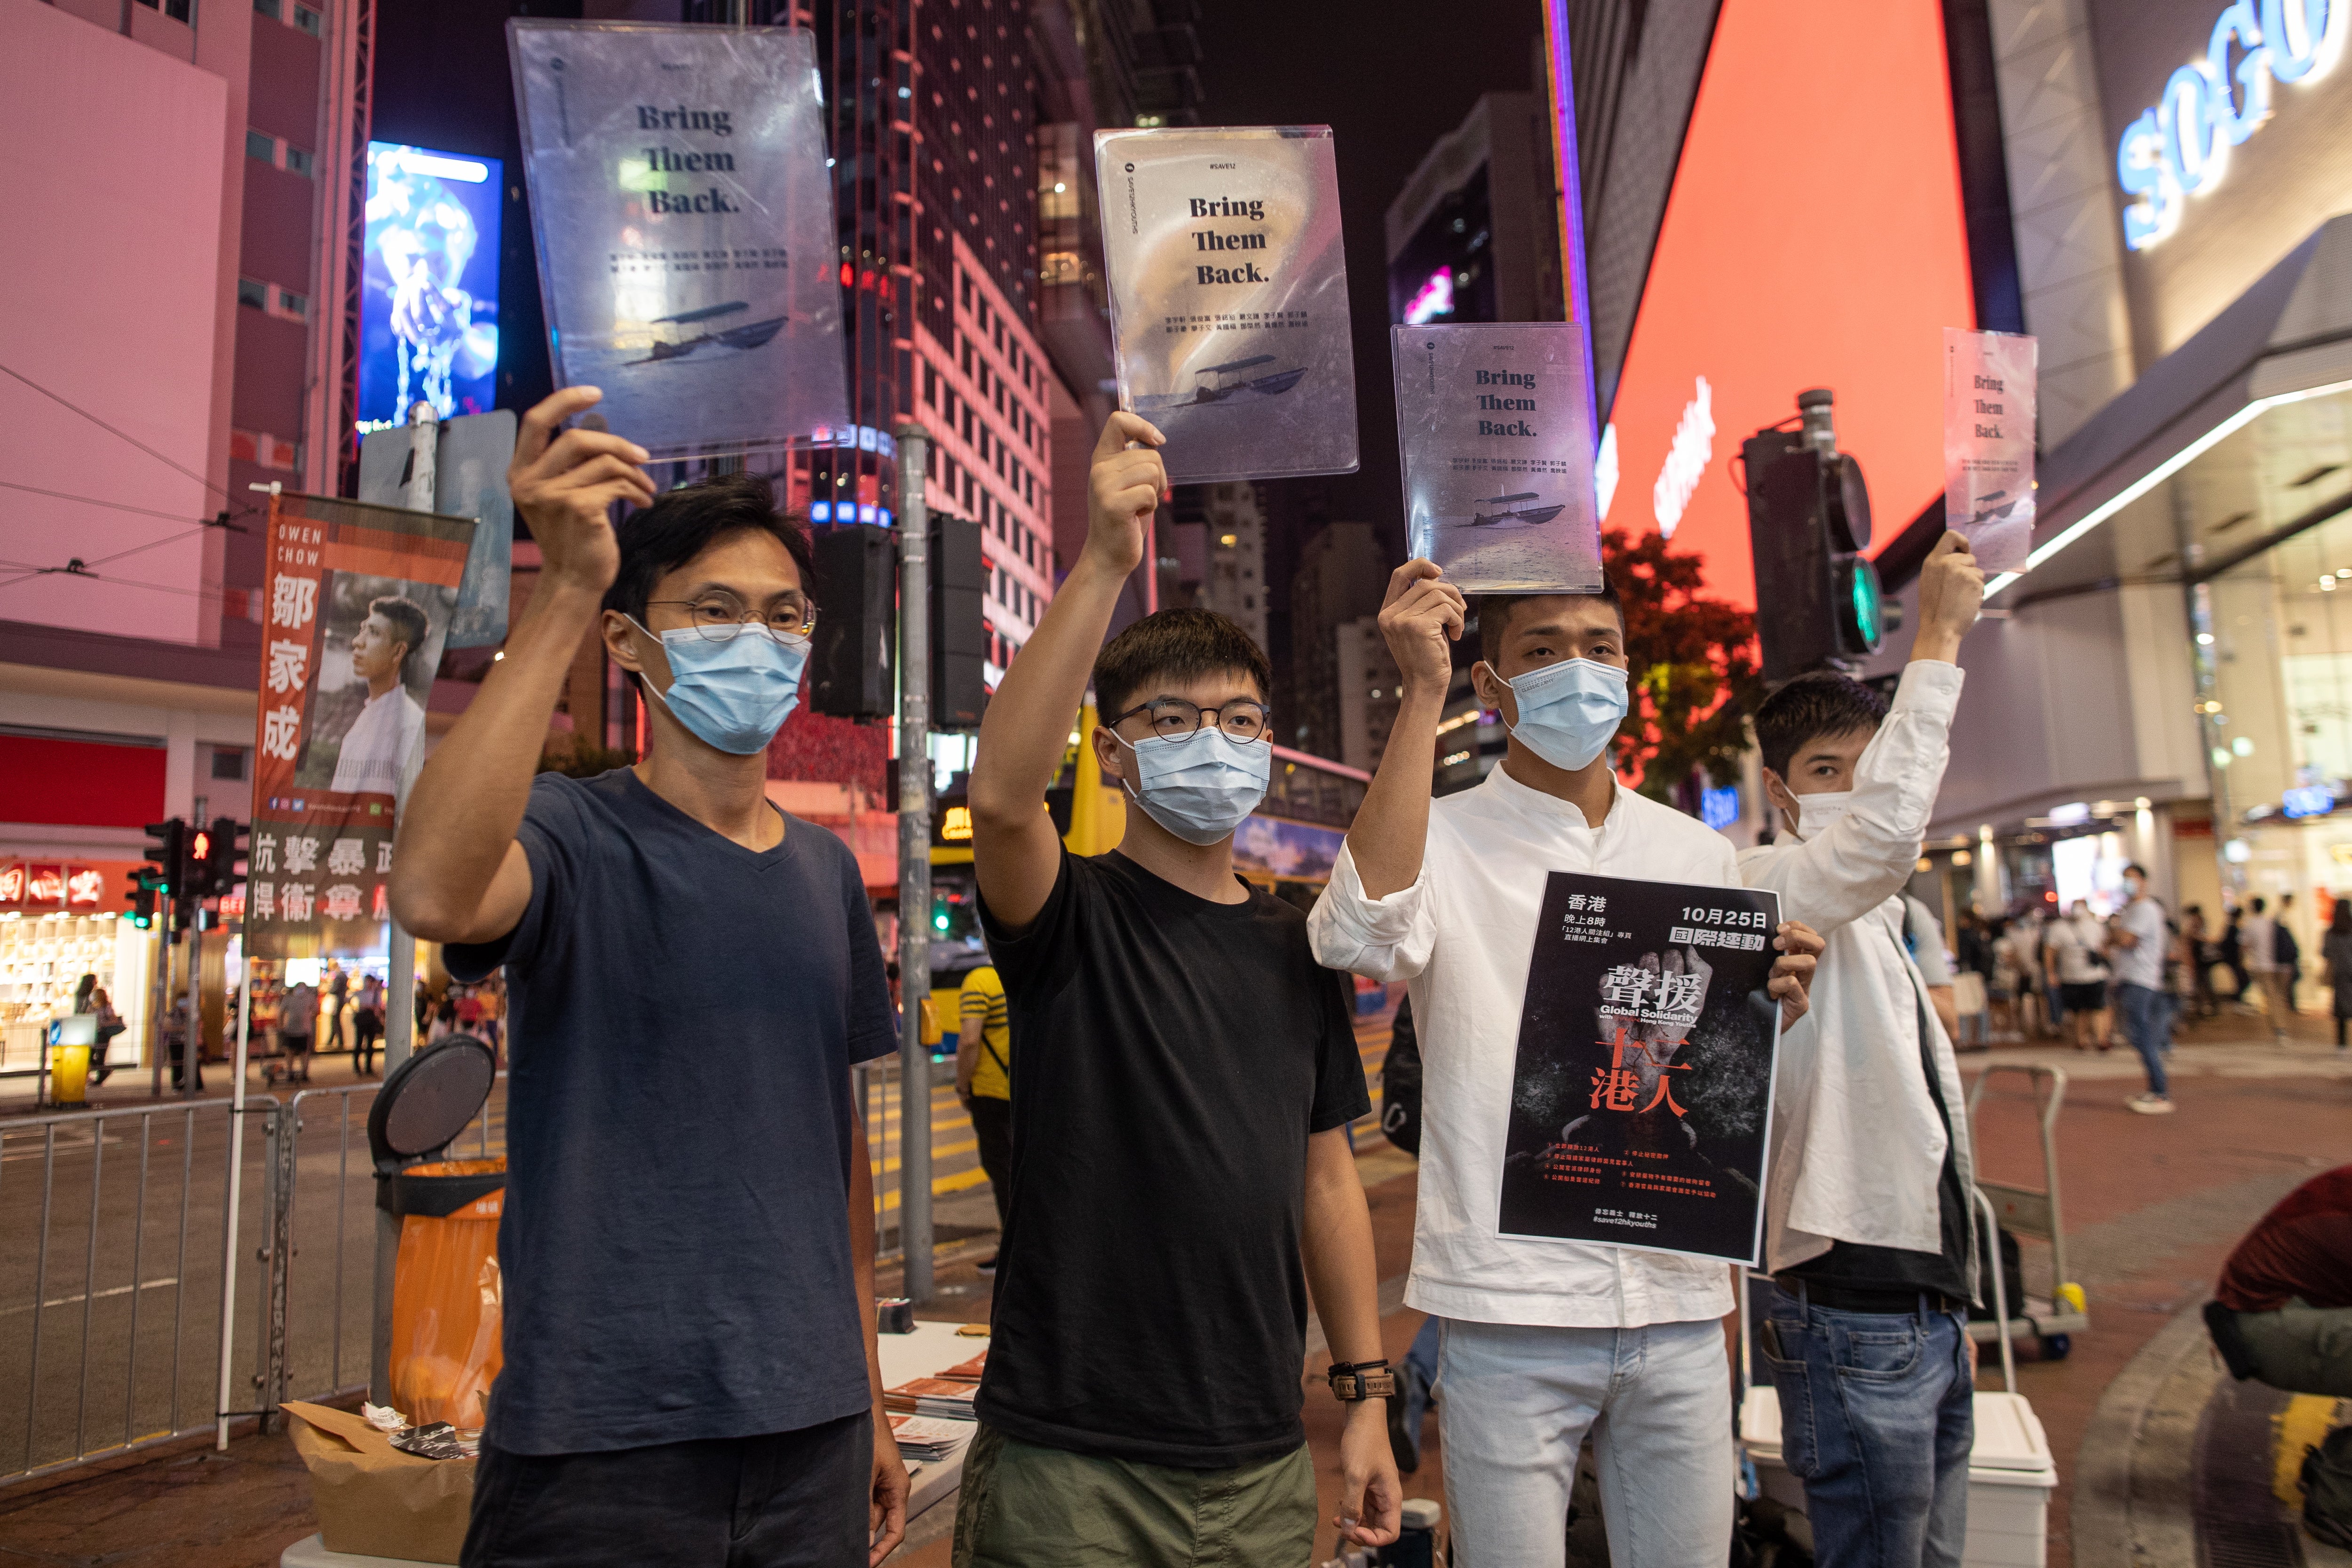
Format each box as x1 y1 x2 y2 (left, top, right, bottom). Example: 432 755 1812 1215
604 472 815 625
602 474 815 689
2125 863 2148 879
368 595 430 686
1476 580 1626 667
1093 607 1273 723
2252 896 2267 912
1753 671 1890 780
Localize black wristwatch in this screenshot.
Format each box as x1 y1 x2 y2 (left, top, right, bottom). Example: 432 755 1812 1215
1327 1359 1397 1402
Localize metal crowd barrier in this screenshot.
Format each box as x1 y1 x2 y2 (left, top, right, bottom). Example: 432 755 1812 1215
0 1058 919 1484
0 1098 269 1483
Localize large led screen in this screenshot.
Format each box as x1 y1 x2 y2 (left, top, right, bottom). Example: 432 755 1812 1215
357 141 503 436
1598 0 1977 608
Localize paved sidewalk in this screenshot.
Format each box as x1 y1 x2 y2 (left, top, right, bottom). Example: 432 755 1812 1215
1 1007 2341 1567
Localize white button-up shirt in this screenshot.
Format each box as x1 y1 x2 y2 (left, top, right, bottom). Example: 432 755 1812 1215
1736 661 1977 1281
1309 766 1741 1329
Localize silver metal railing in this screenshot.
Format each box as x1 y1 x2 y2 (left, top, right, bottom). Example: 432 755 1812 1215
0 1056 921 1483
0 1098 273 1483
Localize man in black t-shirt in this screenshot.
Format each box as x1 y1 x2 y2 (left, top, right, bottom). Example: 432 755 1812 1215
390 388 906 1567
951 413 1399 1567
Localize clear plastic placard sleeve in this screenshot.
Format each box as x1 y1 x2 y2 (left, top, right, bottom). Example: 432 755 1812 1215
1394 323 1602 593
1096 126 1357 484
507 21 847 461
1943 327 2037 573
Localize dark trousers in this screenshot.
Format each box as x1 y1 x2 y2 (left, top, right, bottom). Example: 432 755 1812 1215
354 1011 383 1074
463 1412 871 1568
968 1093 1013 1233
323 999 347 1053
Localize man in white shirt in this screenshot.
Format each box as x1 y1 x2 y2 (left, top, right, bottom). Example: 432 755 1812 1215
2108 863 2175 1114
1309 562 1820 1566
1740 531 1983 1568
2241 895 2290 1039
331 596 431 796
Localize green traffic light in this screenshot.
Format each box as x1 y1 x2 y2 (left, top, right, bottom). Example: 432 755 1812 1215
933 911 950 931
1851 565 1881 648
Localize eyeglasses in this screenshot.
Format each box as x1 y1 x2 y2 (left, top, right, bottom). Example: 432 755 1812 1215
1107 697 1273 742
644 593 817 641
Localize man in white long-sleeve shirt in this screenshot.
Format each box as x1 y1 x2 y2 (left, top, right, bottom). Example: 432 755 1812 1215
1739 531 1984 1568
1309 560 1821 1567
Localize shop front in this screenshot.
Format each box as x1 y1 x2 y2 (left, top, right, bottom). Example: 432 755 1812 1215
0 859 156 1078
1899 0 2352 954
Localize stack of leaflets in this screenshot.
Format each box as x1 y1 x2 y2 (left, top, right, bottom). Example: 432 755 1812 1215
938 1350 987 1383
890 1414 967 1463
883 1377 978 1419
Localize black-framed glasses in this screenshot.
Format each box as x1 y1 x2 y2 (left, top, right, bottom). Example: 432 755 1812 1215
644 593 816 641
1106 696 1273 742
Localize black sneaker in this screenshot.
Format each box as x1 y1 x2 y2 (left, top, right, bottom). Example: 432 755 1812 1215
975 1255 998 1274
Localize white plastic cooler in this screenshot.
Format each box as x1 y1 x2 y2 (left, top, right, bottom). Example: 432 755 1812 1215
1739 1385 2058 1568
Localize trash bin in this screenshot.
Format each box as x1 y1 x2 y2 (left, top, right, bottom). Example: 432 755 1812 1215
368 1038 501 1432
385 1156 505 1430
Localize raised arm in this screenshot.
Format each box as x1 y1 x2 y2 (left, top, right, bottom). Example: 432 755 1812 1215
968 413 1164 930
1342 561 1466 900
1742 533 1981 934
388 388 655 943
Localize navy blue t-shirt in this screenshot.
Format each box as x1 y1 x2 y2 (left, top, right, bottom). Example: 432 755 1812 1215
444 769 895 1455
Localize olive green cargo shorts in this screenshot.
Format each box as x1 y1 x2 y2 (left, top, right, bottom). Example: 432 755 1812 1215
950 1422 1318 1568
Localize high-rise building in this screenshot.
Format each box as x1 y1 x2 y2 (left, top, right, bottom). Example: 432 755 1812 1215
1332 616 1402 775
1286 522 1389 762
1384 91 1566 331
1164 481 1269 654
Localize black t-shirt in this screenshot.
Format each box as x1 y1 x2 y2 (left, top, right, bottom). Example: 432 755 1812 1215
444 769 896 1455
975 848 1369 1468
1783 938 1970 1300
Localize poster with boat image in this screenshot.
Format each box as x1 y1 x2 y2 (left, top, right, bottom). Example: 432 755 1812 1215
509 21 847 461
1095 126 1357 483
1393 323 1603 593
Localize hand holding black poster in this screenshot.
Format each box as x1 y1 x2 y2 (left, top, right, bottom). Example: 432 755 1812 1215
1498 873 1783 1266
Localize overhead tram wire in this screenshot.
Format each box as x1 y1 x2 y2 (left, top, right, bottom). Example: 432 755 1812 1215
0 361 235 500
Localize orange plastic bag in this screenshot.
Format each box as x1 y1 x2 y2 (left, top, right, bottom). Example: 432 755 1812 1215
390 1157 505 1432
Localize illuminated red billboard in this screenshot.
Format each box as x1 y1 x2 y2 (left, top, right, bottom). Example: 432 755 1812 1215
1600 0 1978 608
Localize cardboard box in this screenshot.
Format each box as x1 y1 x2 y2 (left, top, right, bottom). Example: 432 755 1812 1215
282 1402 475 1565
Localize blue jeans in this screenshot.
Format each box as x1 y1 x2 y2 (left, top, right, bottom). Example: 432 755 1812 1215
1761 1286 1973 1568
2114 982 2170 1096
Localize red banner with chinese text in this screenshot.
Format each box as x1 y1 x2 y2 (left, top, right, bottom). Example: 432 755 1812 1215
246 493 475 959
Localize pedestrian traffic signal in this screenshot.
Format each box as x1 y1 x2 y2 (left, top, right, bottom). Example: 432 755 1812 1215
122 867 165 929
142 818 188 898
930 514 989 732
1742 388 1885 681
197 817 245 897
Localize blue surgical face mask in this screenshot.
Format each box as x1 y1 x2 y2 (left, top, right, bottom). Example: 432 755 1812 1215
630 616 811 756
1486 657 1629 772
1113 727 1272 846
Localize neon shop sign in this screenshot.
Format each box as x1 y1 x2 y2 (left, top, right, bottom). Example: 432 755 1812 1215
2118 0 2347 251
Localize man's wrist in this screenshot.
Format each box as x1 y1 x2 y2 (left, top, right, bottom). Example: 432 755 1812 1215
1909 632 1963 665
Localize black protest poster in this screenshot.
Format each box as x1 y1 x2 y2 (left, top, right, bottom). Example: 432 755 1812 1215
1497 872 1783 1265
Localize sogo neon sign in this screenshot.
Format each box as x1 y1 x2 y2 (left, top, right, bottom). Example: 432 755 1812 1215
2118 0 2346 250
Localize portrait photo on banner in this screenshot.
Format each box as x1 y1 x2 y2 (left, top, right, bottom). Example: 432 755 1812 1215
293 574 453 799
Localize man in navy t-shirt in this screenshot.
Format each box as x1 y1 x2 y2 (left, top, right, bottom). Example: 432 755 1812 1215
391 387 906 1567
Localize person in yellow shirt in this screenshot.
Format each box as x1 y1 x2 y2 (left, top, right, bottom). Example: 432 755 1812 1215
956 959 1013 1273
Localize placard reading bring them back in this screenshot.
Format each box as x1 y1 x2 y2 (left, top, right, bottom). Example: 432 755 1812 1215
1096 126 1358 485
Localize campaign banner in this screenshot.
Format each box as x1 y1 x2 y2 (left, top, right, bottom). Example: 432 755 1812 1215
246 494 475 960
1096 126 1356 484
1497 872 1783 1266
508 21 848 461
1944 327 2037 573
1394 323 1602 593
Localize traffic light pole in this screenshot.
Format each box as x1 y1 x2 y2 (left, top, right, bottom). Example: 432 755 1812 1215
371 408 440 1404
895 424 934 1305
